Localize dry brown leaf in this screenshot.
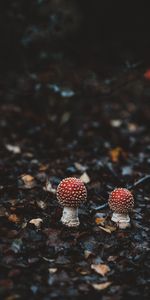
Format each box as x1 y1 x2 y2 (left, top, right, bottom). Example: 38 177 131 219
92 281 112 290
91 264 110 276
99 226 112 234
21 174 34 183
29 218 43 228
105 225 117 232
95 217 105 225
21 174 36 189
109 147 127 162
39 164 49 171
8 214 20 223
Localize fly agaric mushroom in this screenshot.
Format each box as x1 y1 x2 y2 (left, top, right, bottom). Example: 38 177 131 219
56 177 87 227
108 188 134 229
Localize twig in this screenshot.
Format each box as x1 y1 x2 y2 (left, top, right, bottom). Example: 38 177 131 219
128 175 150 190
91 203 108 213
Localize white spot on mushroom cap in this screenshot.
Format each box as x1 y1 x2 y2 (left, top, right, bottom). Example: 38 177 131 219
108 188 134 213
56 177 87 207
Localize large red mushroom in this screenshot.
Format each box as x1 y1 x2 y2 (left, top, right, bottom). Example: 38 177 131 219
56 177 87 227
108 188 134 228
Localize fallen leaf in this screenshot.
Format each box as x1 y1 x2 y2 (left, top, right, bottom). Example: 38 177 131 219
39 164 49 171
8 214 20 223
48 268 58 274
99 226 112 234
80 172 90 183
109 147 127 163
91 264 110 276
29 218 43 228
92 281 112 290
95 217 105 225
20 174 36 189
5 144 21 154
104 225 117 232
21 174 34 182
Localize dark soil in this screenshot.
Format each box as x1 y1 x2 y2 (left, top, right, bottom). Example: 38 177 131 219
0 1 150 300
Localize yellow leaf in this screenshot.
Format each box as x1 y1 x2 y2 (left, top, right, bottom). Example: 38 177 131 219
91 264 110 276
109 147 127 162
92 281 112 290
95 217 105 225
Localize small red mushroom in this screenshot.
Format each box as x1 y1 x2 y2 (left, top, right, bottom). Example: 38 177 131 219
108 188 134 228
56 177 87 227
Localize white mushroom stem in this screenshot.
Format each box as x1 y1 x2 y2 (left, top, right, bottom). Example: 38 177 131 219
111 212 130 229
61 207 79 227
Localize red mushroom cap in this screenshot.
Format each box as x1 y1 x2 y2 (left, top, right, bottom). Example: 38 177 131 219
56 177 87 207
108 188 134 214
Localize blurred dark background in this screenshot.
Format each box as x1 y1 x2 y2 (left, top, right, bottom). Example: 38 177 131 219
0 0 150 73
